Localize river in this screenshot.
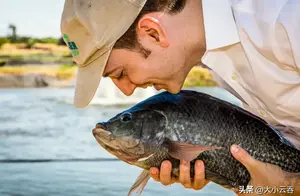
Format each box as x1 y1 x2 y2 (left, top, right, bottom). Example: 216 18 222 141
0 87 241 196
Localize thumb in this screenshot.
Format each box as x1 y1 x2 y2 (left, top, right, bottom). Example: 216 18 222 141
230 144 260 174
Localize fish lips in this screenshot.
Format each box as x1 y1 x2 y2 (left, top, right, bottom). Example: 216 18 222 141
92 124 142 162
93 123 119 149
93 123 140 151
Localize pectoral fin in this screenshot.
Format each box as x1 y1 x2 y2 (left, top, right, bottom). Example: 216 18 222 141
166 141 223 161
128 169 150 196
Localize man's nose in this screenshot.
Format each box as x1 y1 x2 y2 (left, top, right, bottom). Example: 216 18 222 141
111 78 136 96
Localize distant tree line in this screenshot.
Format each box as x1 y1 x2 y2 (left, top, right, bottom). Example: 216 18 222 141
0 24 66 49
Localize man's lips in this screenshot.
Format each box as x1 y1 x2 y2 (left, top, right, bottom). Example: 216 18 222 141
139 83 153 89
139 83 164 91
154 84 162 91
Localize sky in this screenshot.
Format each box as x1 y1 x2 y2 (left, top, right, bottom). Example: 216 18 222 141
0 0 65 38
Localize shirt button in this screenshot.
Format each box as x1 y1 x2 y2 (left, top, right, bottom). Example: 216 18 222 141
231 75 237 80
259 109 266 117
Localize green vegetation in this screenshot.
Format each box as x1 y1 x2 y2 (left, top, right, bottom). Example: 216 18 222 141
8 24 17 43
0 64 77 80
0 24 70 65
56 64 77 80
184 66 218 87
0 36 65 49
1 23 66 49
0 53 73 65
0 37 9 49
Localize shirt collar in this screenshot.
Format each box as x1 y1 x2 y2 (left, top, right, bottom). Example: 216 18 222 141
202 0 240 50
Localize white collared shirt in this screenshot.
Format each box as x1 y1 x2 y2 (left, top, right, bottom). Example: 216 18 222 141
201 0 300 149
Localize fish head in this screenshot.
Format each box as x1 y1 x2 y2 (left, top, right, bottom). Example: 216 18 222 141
93 109 167 163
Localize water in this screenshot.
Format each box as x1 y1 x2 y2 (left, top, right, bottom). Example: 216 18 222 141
91 78 158 106
0 87 241 196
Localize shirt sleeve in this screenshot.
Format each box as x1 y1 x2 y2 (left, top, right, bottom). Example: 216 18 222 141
271 0 300 124
275 0 300 71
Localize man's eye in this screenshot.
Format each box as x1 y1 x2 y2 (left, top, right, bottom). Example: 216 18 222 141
118 70 124 79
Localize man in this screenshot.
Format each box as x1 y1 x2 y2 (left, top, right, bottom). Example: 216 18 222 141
60 0 300 194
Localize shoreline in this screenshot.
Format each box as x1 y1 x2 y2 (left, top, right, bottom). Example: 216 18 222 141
0 73 75 88
0 64 76 88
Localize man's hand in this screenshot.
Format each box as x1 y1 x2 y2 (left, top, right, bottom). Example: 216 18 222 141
230 144 300 195
149 159 209 190
149 144 300 195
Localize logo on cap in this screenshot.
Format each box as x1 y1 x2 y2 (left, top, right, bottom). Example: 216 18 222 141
63 34 79 57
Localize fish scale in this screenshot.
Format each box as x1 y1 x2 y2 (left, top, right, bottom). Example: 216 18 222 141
157 91 300 186
93 90 300 195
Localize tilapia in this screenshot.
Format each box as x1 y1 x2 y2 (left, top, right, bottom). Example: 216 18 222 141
92 90 300 195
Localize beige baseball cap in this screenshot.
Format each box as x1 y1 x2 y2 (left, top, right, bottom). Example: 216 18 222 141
60 0 147 108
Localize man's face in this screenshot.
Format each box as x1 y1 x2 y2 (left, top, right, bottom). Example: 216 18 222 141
103 46 190 96
102 8 205 96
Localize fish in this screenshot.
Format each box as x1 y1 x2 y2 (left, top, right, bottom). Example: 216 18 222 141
92 90 300 195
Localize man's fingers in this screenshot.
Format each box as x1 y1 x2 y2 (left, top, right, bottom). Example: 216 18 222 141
230 144 260 174
193 160 206 190
159 160 173 186
179 160 192 188
149 167 160 182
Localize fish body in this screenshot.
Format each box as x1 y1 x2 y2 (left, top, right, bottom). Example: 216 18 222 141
93 90 300 195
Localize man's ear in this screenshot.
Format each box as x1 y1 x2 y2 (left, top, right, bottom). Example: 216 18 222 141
137 16 169 47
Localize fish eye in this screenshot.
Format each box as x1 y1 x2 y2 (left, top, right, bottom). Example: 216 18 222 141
120 112 132 122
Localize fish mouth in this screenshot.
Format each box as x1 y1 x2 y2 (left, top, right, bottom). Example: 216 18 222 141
92 124 143 163
93 124 120 150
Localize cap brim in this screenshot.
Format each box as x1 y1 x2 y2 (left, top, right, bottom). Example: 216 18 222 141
73 49 112 108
